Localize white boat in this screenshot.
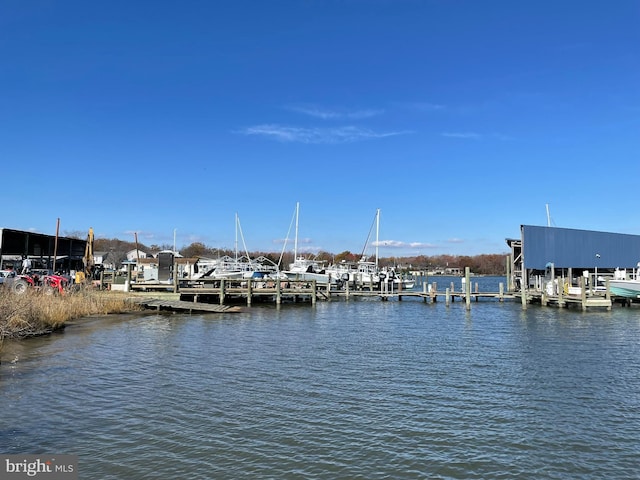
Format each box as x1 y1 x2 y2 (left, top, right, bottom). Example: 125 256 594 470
326 257 381 285
280 203 331 283
283 256 330 283
325 209 383 287
380 267 416 290
609 280 640 299
198 215 280 280
609 265 640 299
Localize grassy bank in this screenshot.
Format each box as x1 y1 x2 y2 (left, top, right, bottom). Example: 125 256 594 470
0 288 143 340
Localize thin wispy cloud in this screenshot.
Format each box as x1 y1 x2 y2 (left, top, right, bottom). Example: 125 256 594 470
374 240 437 249
240 124 410 144
447 238 465 244
441 132 514 141
395 101 446 112
441 132 483 140
287 104 384 120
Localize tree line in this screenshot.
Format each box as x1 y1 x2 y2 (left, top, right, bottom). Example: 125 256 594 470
92 237 508 275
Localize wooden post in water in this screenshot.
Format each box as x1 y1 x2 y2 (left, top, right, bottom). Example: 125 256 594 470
499 282 504 302
345 277 350 299
219 279 226 305
311 280 317 305
445 287 450 306
432 282 437 302
276 279 282 305
422 280 428 303
247 278 253 306
557 277 563 307
505 255 511 291
465 267 471 310
580 276 587 311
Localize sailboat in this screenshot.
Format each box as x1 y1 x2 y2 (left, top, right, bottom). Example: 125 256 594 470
280 203 331 283
200 214 278 280
325 209 415 290
326 209 382 286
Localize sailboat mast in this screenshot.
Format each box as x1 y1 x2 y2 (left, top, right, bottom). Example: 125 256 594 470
294 202 299 259
375 208 380 267
234 213 239 262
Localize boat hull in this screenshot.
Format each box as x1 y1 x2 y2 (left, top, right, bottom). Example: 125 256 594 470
282 271 331 283
609 280 640 299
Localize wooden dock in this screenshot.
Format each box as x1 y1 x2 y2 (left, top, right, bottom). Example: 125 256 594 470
134 296 243 313
116 269 619 312
122 276 514 312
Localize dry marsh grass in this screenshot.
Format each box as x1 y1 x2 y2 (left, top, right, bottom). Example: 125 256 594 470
0 288 142 339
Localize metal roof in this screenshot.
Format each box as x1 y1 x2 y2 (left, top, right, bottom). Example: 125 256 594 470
522 225 640 270
0 228 86 262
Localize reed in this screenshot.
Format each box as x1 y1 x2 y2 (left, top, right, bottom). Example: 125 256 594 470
0 288 142 339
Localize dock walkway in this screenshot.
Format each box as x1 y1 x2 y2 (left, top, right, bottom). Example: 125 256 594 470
117 273 618 312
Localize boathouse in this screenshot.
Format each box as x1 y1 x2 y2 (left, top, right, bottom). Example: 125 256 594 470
506 225 640 292
0 227 87 272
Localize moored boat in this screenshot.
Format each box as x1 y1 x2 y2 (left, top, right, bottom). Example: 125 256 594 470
609 265 640 299
609 280 640 299
280 202 332 283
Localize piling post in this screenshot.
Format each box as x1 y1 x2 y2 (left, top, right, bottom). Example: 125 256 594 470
445 287 450 306
311 280 317 305
499 282 504 302
521 284 527 310
219 279 226 305
247 278 253 306
464 267 471 310
276 279 282 305
432 282 437 302
557 278 564 307
422 281 428 303
580 276 587 311
345 277 350 299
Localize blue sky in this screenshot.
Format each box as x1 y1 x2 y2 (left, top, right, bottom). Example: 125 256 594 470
2 0 639 257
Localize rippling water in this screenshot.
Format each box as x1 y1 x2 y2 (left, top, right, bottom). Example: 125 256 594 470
2 277 640 479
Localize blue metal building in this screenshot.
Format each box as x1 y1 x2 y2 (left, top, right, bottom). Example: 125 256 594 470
507 225 640 291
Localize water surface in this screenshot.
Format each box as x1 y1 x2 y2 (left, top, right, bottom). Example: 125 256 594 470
2 277 639 479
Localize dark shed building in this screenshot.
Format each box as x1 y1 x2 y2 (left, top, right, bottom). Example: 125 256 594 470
0 228 87 272
507 225 640 291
